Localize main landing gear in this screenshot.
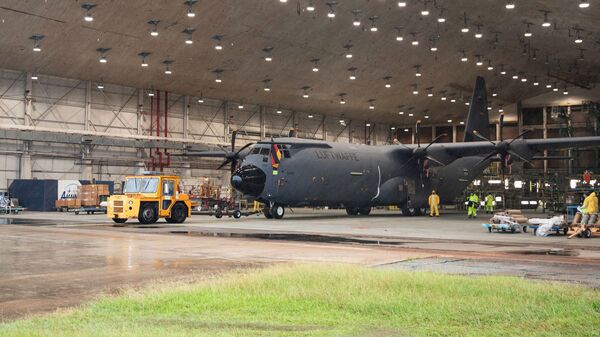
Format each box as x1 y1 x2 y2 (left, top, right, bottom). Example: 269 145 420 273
263 203 285 219
346 207 372 216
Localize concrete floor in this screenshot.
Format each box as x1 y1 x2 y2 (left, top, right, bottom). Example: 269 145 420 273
1 209 599 321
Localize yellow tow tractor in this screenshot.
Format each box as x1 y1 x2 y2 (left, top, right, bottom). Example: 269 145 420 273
107 173 191 225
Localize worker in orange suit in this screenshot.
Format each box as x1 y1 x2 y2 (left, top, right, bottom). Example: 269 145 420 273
428 190 440 217
583 170 592 185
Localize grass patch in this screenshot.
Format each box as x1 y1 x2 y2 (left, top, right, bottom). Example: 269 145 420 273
1 264 599 336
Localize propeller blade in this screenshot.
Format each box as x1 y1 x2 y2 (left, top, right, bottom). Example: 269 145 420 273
398 156 417 171
499 113 504 142
235 142 255 155
508 150 534 166
426 155 445 167
230 159 237 174
507 129 532 145
217 159 230 170
231 130 238 152
415 120 421 148
180 151 228 158
474 151 499 168
423 133 447 151
472 130 496 146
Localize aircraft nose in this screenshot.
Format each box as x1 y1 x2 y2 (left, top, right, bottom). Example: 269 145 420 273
230 165 266 197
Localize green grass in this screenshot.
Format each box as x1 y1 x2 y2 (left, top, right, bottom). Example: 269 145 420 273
2 264 599 337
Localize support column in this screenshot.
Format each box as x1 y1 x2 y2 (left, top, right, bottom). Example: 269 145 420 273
372 124 377 145
81 160 93 181
348 119 353 143
183 95 190 139
432 126 436 140
85 80 91 131
182 163 192 177
543 106 548 174
223 100 229 143
322 115 327 140
259 106 266 139
452 125 457 143
137 89 144 135
21 74 33 179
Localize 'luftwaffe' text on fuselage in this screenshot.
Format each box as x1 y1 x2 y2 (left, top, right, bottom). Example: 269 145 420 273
314 150 359 161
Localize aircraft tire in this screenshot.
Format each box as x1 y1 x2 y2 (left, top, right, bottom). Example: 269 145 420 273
358 207 371 216
401 207 416 217
263 207 273 219
346 207 359 216
272 204 285 219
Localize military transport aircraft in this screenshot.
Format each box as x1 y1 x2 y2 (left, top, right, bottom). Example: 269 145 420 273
186 76 600 219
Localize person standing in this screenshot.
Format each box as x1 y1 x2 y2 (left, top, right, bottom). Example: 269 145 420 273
582 190 598 225
428 190 440 217
467 192 479 218
583 170 592 185
485 193 495 214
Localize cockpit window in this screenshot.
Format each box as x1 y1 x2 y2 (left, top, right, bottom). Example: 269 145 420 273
259 148 270 156
251 147 260 154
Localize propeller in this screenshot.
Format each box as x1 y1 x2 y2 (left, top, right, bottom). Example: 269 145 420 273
216 130 255 174
473 113 532 181
400 120 447 187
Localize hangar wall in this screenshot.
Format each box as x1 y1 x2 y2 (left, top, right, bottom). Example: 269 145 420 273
0 68 393 191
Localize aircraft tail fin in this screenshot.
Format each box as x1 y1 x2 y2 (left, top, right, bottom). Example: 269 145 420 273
463 76 489 142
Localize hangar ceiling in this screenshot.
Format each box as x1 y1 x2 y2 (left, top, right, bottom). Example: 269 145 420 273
0 0 598 126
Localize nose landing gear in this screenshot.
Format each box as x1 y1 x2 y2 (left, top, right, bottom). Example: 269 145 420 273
263 202 285 219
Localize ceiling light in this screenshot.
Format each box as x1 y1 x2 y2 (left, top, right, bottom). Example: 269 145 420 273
184 0 197 17
280 0 287 2
541 11 551 27
212 35 224 50
476 55 483 66
348 67 357 80
461 12 469 33
277 109 283 114
163 59 173 74
411 39 418 45
213 69 223 83
460 121 465 125
97 83 104 89
148 92 155 97
302 86 310 98
263 79 272 92
492 92 498 97
339 94 346 104
563 87 569 95
408 113 414 117
447 119 453 123
524 23 533 37
451 98 456 103
396 35 404 41
546 82 552 89
384 76 392 88
366 123 371 127
138 52 150 67
308 114 313 118
164 69 172 74
368 102 375 110
399 111 404 115
579 1 590 8
499 108 504 112
263 47 273 62
398 2 406 7
412 84 419 95
487 61 494 70
461 50 468 62
344 44 353 59
31 73 38 80
311 58 319 72
465 102 470 106
351 9 361 26
421 10 429 16
441 96 447 101
326 2 336 18
184 27 195 44
198 98 204 103
427 91 433 97
437 9 446 23
81 3 96 22
369 16 379 32
97 47 111 63
306 0 315 11
521 77 527 82
424 115 430 119
30 34 45 52
238 103 244 109
148 19 160 36
506 2 515 9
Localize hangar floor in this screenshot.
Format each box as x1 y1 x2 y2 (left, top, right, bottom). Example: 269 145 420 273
1 209 599 321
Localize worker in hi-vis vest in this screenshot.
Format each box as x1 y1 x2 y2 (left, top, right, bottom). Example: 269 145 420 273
485 193 495 214
467 192 479 218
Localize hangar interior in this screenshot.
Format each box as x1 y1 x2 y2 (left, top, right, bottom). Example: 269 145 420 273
0 0 599 206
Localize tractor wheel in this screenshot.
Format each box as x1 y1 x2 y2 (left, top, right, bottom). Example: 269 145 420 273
583 228 592 238
233 210 242 219
272 204 285 219
138 203 158 224
346 207 359 216
166 203 187 224
401 207 416 217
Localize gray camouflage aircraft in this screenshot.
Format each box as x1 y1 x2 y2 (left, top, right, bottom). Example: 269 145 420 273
187 76 600 219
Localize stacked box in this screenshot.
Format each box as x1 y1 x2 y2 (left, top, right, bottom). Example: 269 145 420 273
77 184 110 207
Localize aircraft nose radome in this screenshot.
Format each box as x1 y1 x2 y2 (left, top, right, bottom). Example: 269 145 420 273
230 165 266 197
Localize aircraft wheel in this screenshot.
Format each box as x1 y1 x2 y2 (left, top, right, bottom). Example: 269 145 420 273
401 207 416 216
263 207 273 219
138 203 158 224
346 207 359 216
358 207 371 216
272 204 285 219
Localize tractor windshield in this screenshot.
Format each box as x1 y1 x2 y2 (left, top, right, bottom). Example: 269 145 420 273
123 178 159 193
